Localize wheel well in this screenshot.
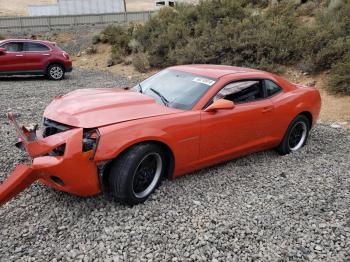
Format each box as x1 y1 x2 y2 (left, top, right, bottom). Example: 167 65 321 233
46 62 65 73
299 111 313 127
99 140 175 195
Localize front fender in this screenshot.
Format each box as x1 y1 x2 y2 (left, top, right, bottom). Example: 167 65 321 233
95 125 174 161
93 112 201 176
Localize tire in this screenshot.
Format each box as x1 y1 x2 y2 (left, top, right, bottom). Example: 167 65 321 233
47 64 65 80
108 143 165 206
277 115 310 155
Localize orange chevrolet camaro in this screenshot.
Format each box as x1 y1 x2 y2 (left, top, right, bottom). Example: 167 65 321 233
0 65 321 206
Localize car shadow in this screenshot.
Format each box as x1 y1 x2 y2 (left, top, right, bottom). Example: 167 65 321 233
0 75 47 81
0 75 71 81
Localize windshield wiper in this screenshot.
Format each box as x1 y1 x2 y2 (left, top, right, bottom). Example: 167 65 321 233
138 83 143 93
150 88 169 106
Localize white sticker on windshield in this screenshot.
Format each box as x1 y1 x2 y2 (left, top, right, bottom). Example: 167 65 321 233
193 77 215 86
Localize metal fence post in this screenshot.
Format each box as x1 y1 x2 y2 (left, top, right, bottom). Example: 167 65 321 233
19 17 23 33
47 17 51 31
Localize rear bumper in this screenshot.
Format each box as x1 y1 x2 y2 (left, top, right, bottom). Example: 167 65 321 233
64 60 73 72
0 113 100 206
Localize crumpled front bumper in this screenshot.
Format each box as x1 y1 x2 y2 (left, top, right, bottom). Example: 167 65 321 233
0 113 100 206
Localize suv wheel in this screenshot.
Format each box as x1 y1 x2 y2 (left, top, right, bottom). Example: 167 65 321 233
47 64 65 80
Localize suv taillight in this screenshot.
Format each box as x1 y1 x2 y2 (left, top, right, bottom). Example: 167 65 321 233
62 52 70 60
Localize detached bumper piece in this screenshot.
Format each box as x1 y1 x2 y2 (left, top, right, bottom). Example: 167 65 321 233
0 113 100 207
0 165 37 206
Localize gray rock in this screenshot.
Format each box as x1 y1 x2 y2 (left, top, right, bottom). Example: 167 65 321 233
306 80 317 87
107 58 114 67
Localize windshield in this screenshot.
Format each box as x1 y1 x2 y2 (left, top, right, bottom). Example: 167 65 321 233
134 69 216 110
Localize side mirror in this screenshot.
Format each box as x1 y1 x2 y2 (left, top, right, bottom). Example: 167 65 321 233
0 48 6 55
204 99 235 112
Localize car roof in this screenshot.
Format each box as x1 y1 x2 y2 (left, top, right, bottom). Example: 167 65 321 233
169 64 262 79
1 39 54 45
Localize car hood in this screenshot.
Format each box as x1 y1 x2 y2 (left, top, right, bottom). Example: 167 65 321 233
44 88 183 128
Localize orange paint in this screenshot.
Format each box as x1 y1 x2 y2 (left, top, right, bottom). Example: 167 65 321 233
0 65 321 206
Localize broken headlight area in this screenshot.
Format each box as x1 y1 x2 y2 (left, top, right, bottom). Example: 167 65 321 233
48 144 66 156
43 118 72 137
37 118 71 156
82 129 100 160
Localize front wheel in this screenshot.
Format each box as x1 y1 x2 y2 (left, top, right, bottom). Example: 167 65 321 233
47 64 65 80
108 143 165 205
277 115 310 155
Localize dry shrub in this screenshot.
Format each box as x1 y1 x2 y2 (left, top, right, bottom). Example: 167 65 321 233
132 53 150 73
327 56 350 95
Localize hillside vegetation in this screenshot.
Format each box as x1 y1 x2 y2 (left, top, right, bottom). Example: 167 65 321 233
94 0 350 95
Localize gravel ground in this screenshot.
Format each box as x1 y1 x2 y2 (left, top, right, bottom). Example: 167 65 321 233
0 69 349 261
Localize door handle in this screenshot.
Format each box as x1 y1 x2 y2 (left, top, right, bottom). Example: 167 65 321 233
42 54 50 56
262 106 273 113
15 54 24 57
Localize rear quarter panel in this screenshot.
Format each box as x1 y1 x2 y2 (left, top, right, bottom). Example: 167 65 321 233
270 85 321 145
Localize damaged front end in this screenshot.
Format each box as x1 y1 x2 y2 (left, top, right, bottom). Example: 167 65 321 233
0 113 101 206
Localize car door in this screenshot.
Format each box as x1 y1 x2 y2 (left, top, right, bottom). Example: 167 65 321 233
0 41 26 72
24 42 52 71
199 79 275 163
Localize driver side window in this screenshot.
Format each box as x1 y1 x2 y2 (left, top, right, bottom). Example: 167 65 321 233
214 80 264 104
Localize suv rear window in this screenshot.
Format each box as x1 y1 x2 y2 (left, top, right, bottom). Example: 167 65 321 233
2 42 24 52
25 42 50 52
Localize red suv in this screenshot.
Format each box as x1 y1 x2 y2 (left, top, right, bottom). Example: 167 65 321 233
0 39 72 80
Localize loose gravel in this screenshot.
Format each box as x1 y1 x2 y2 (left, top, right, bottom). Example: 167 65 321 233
0 69 349 261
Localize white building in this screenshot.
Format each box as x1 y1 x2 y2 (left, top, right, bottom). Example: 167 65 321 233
154 0 198 10
28 0 126 16
154 1 176 10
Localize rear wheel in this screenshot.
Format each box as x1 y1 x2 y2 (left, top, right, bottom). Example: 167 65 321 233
47 64 65 80
277 115 310 155
108 143 165 205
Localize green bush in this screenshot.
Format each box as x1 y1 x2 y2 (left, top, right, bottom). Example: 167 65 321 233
100 25 131 54
99 25 134 64
110 45 124 64
132 1 303 70
241 0 269 8
132 53 150 73
128 38 142 53
0 34 4 40
296 0 321 16
300 0 350 73
327 56 350 95
92 33 101 44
